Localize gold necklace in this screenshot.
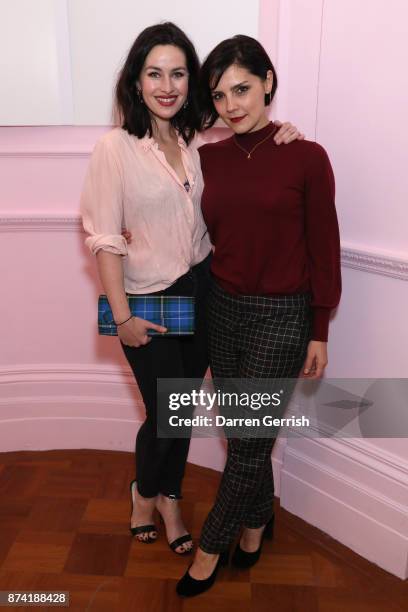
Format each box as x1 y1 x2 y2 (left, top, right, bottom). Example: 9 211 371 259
233 125 276 159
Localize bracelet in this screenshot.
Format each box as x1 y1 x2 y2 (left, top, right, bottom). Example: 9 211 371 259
115 315 133 327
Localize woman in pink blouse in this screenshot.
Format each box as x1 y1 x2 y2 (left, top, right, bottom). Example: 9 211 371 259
81 22 301 557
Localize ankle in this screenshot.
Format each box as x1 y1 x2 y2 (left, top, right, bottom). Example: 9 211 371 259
240 526 263 550
195 548 218 564
156 494 180 513
158 492 180 504
135 487 156 500
132 489 157 511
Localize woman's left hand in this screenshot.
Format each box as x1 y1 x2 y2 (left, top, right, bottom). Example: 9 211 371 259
274 121 305 145
301 341 328 379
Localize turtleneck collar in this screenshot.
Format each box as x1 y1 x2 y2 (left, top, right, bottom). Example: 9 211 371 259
234 121 277 147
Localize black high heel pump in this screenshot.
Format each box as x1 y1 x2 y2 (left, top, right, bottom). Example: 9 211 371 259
176 549 229 597
231 515 274 569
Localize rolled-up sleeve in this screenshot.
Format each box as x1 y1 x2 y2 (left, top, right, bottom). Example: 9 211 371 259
80 137 128 256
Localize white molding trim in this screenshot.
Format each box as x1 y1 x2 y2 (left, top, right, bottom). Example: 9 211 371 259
0 216 83 232
0 363 134 384
0 396 140 410
1 215 407 280
284 432 408 502
0 148 91 159
284 411 408 483
341 245 408 281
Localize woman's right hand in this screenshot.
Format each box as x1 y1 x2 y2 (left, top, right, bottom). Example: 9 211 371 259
122 229 132 244
117 316 167 347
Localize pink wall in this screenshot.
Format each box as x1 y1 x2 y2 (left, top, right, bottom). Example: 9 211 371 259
1 0 407 578
0 125 236 477
267 0 408 580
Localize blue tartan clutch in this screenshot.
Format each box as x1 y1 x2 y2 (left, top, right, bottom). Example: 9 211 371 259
98 294 195 336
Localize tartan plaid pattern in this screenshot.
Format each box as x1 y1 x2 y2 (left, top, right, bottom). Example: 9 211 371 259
98 294 195 336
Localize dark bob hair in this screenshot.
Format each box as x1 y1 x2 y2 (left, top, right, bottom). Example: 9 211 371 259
199 35 278 130
115 22 200 144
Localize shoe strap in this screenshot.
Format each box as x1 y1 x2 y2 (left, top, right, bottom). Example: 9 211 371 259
170 533 193 551
130 523 157 536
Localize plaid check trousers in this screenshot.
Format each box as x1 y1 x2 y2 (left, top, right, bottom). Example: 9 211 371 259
199 279 312 553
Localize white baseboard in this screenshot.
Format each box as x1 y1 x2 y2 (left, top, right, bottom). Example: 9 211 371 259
0 365 229 473
0 414 140 453
0 364 141 452
280 434 408 579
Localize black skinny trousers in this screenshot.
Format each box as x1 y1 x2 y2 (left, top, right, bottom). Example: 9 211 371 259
121 254 211 499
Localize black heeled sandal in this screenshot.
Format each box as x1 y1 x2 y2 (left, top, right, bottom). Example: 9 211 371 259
129 480 157 543
176 549 230 597
231 515 274 569
157 512 193 555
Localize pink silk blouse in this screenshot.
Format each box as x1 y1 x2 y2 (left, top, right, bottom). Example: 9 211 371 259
81 127 211 293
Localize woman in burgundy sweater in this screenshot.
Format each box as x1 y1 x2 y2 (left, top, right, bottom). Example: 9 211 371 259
177 35 341 597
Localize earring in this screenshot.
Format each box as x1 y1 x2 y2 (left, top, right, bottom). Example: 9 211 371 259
137 89 144 104
183 99 189 109
265 92 271 105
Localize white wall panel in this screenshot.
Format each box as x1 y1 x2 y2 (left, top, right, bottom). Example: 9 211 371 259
68 0 260 124
0 0 260 126
316 0 408 255
0 0 64 124
273 0 324 137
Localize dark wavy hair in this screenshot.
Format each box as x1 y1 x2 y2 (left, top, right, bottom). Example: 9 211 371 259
115 22 200 144
199 35 278 130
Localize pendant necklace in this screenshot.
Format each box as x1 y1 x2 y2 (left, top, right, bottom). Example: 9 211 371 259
233 125 277 160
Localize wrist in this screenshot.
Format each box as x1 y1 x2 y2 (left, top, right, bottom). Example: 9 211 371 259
115 314 133 327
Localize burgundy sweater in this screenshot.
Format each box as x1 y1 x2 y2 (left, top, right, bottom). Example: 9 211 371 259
199 122 341 342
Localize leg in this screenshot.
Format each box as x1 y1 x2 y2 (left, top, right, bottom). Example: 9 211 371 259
242 451 274 529
239 302 311 531
123 337 188 499
206 281 240 378
123 336 193 550
160 258 209 496
181 283 240 580
200 436 275 552
154 255 212 553
199 292 312 552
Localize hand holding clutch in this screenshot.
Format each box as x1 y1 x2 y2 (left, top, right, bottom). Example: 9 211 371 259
116 315 167 347
98 295 195 337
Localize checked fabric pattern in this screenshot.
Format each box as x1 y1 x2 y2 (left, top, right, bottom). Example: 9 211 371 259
199 280 312 553
98 294 195 336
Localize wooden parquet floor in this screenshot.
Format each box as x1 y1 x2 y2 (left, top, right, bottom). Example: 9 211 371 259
0 450 406 611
